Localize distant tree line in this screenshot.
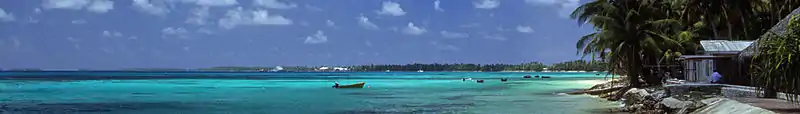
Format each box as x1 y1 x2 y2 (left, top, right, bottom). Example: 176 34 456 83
173 60 607 72
2 60 606 72
347 60 606 72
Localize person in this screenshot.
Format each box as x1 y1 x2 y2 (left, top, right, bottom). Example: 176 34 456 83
711 70 722 84
332 81 340 88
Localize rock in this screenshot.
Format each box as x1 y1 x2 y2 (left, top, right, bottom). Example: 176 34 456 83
649 90 667 101
622 104 644 112
623 88 650 104
660 97 694 109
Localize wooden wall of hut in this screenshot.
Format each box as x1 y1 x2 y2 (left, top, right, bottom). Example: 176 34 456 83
717 57 750 86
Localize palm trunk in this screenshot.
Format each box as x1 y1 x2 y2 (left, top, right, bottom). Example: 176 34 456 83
628 44 642 88
711 21 720 39
764 82 778 98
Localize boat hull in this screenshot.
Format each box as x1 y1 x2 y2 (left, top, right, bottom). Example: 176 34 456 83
336 82 365 88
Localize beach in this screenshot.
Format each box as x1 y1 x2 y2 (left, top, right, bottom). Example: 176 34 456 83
0 72 621 114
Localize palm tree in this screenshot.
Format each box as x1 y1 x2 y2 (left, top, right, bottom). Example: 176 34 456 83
573 0 681 87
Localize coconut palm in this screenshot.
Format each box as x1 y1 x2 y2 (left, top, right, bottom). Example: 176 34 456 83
573 0 681 87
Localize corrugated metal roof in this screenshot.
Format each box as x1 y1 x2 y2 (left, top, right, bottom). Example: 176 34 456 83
700 40 754 52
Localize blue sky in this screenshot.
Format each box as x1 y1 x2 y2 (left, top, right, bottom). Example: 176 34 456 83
0 0 593 69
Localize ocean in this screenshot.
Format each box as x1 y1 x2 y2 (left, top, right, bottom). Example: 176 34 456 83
0 72 622 114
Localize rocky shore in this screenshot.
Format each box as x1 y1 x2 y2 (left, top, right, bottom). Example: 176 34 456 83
569 79 766 114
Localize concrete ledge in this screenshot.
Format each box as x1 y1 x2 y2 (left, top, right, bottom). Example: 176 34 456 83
666 83 795 100
723 87 763 98
665 84 724 97
693 98 776 114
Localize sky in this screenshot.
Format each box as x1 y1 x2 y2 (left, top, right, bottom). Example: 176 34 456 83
0 0 595 69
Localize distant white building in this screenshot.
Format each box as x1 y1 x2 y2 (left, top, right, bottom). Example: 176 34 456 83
271 66 284 72
333 67 349 71
316 66 349 71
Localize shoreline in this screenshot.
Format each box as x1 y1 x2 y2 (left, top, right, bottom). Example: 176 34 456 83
572 79 782 113
0 70 609 73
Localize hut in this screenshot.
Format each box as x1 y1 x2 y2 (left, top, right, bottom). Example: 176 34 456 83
677 40 753 83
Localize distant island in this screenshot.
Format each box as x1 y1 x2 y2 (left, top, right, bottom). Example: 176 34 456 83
1 60 607 72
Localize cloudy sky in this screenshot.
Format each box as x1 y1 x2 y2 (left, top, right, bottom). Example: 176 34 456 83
0 0 593 69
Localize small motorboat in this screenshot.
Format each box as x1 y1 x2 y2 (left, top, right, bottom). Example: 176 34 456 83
334 82 366 88
476 80 485 83
535 75 540 78
541 76 551 79
500 78 508 82
523 75 532 78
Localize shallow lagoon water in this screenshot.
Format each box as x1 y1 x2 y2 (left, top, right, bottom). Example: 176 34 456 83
0 72 621 114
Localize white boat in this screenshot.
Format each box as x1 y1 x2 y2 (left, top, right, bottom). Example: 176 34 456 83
417 70 424 72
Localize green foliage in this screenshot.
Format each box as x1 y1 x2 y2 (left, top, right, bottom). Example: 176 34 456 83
572 0 800 87
572 0 681 87
348 61 605 72
751 14 800 102
198 66 271 71
548 60 606 71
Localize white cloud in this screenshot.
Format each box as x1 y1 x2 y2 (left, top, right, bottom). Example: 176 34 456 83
304 30 327 44
186 7 210 25
0 8 15 22
66 37 79 42
34 8 42 14
305 4 323 12
558 0 580 18
440 31 469 38
526 0 557 5
162 27 188 35
218 7 293 29
27 17 39 23
483 34 507 41
402 22 427 35
364 41 373 47
102 30 112 37
434 0 444 12
516 25 534 33
162 27 189 38
42 0 113 13
65 37 82 50
189 0 238 6
87 0 114 13
43 0 90 10
11 37 21 50
357 15 379 30
525 0 580 18
474 0 499 9
253 0 297 9
101 31 123 37
71 19 87 24
326 20 336 28
132 0 170 15
376 1 406 16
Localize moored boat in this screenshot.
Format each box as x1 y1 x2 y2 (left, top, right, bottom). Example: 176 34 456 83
335 82 366 88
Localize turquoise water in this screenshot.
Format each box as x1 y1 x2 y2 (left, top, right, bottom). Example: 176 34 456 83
0 72 621 114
